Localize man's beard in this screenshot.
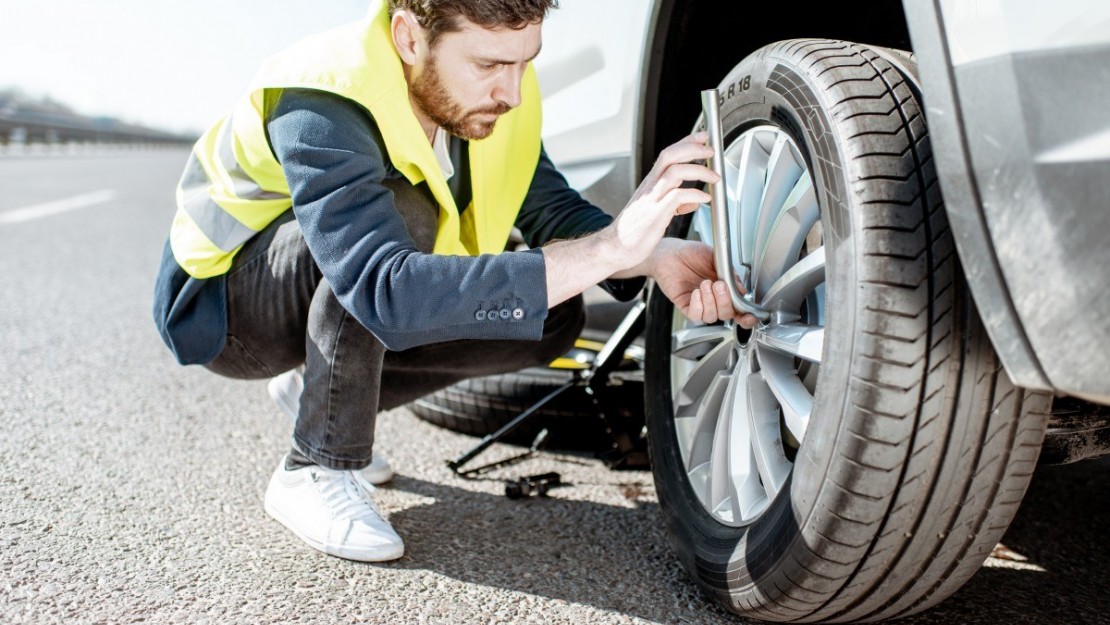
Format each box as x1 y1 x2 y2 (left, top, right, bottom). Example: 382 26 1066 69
410 56 511 141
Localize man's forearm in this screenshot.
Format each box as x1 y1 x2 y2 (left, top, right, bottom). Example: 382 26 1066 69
541 227 629 309
607 237 682 280
542 232 684 308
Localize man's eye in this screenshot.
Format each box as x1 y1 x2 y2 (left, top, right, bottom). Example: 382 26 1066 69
479 63 497 71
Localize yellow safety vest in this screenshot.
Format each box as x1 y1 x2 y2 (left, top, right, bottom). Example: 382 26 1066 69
170 0 542 279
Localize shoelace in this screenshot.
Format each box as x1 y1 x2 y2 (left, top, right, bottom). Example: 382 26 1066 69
311 469 384 522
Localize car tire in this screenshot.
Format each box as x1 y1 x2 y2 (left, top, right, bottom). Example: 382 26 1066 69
644 39 1051 622
410 340 643 451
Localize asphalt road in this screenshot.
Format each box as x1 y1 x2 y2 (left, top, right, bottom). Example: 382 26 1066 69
1 150 1108 625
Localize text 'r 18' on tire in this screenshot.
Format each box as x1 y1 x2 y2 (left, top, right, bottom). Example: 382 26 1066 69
644 39 1051 623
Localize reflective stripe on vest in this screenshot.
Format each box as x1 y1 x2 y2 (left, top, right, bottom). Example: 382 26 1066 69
178 117 285 253
169 0 542 280
171 111 293 277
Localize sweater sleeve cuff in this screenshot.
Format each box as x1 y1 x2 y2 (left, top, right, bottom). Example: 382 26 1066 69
373 247 550 352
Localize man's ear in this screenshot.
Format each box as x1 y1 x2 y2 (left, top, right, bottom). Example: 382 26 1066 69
391 10 423 65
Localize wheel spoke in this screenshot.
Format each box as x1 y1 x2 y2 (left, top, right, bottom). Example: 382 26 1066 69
725 129 772 270
690 203 714 244
748 370 792 499
726 356 772 522
672 324 731 361
723 136 747 208
674 339 732 418
685 370 730 476
757 349 813 443
753 172 818 298
755 322 825 364
708 368 738 519
725 135 748 274
760 245 826 314
751 136 803 278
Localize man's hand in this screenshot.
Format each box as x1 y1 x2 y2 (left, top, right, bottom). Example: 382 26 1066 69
603 133 718 271
542 133 719 309
542 134 760 325
649 238 760 329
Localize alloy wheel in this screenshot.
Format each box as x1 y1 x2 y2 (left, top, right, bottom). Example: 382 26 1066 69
670 125 826 526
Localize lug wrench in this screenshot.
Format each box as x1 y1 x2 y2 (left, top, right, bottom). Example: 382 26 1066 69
701 89 770 322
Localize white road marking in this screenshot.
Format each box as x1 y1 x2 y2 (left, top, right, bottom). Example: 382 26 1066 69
0 189 118 225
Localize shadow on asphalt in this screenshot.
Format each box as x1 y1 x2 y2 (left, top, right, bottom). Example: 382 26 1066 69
385 457 1110 624
906 456 1110 625
384 474 735 623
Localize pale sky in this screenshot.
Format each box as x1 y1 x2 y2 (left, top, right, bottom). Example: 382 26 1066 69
0 1 369 135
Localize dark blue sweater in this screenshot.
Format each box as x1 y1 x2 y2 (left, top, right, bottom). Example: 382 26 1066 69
153 89 642 364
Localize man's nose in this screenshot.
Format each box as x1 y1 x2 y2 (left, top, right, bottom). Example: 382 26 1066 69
492 66 524 108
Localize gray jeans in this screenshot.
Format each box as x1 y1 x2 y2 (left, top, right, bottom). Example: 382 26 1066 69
204 180 585 470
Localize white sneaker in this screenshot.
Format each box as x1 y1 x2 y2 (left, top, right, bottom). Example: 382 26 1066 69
267 367 394 484
267 367 304 423
264 457 405 562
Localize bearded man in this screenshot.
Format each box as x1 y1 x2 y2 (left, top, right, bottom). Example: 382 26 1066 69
153 0 753 562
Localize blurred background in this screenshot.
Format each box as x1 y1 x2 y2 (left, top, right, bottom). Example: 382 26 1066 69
0 0 368 148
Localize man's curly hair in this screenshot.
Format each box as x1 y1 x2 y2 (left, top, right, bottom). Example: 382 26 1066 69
388 0 557 47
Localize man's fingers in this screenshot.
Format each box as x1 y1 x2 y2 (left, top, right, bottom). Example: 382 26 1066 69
699 280 716 323
641 132 714 198
683 285 762 328
656 135 714 170
712 281 734 321
733 271 748 295
688 286 704 321
655 163 719 195
736 313 759 330
674 202 704 216
664 188 712 214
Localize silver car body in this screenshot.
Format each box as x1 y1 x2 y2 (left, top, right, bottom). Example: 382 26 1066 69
535 0 1110 404
535 0 654 212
